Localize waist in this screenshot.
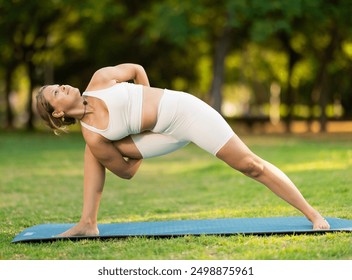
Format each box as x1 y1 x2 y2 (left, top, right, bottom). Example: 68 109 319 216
140 86 164 131
128 83 143 134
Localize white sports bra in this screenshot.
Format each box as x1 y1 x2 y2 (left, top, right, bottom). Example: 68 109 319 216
80 82 143 141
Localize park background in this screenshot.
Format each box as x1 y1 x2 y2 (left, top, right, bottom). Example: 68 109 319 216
0 0 351 261
1 0 352 133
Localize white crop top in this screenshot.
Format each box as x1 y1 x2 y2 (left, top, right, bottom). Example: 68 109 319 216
80 82 143 141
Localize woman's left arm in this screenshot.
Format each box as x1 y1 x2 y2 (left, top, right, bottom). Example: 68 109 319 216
88 63 150 88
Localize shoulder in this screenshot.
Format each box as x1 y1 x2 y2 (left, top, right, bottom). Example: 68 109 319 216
91 67 114 80
81 128 124 164
86 67 117 91
82 129 114 161
82 128 109 148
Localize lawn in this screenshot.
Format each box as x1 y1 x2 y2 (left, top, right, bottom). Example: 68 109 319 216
0 131 351 260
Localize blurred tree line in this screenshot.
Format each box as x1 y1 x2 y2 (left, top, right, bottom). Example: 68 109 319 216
1 0 352 132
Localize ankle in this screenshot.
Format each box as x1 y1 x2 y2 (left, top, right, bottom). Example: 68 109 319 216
79 218 97 227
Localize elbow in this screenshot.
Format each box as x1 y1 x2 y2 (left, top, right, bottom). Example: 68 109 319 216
104 165 135 180
106 165 137 180
121 159 141 180
120 170 136 180
121 173 133 180
104 158 141 180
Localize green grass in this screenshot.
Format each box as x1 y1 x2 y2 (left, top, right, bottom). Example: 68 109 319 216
0 131 351 260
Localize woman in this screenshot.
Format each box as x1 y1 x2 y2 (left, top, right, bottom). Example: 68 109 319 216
36 63 330 236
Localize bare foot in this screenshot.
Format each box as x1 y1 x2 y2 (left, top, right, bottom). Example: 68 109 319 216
58 222 99 237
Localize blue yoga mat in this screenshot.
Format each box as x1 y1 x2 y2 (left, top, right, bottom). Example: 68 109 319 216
12 216 352 243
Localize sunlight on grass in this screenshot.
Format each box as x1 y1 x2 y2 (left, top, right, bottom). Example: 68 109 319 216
282 161 348 172
282 149 352 172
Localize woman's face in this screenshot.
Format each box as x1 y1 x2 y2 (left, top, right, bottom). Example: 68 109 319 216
42 84 81 114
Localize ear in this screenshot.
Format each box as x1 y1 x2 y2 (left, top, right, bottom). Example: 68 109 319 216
52 111 65 118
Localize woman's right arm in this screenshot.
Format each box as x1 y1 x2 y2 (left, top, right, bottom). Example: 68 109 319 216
58 136 143 237
58 144 106 236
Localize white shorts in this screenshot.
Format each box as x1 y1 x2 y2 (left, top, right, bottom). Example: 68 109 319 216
131 89 234 158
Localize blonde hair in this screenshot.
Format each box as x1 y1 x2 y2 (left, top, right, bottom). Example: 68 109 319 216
36 86 76 135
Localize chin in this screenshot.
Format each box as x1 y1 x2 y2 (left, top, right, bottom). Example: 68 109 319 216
74 87 81 96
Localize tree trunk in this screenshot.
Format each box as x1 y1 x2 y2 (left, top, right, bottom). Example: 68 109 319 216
209 27 233 113
340 67 352 119
278 32 301 133
26 61 35 130
284 51 298 133
311 26 339 132
5 65 15 129
319 72 329 132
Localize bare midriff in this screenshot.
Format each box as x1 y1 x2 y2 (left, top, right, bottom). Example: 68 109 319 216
140 86 164 131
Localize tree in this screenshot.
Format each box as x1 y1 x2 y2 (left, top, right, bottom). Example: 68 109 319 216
1 0 351 132
0 0 70 129
300 0 352 131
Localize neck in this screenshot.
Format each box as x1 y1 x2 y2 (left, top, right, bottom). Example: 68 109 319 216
79 96 88 121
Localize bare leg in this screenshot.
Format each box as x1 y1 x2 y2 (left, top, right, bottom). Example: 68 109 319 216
216 135 330 230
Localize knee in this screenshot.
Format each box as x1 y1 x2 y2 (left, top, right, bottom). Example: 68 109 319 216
238 156 265 178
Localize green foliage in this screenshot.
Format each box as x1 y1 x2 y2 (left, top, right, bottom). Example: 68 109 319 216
0 132 351 259
248 0 302 42
1 0 352 129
